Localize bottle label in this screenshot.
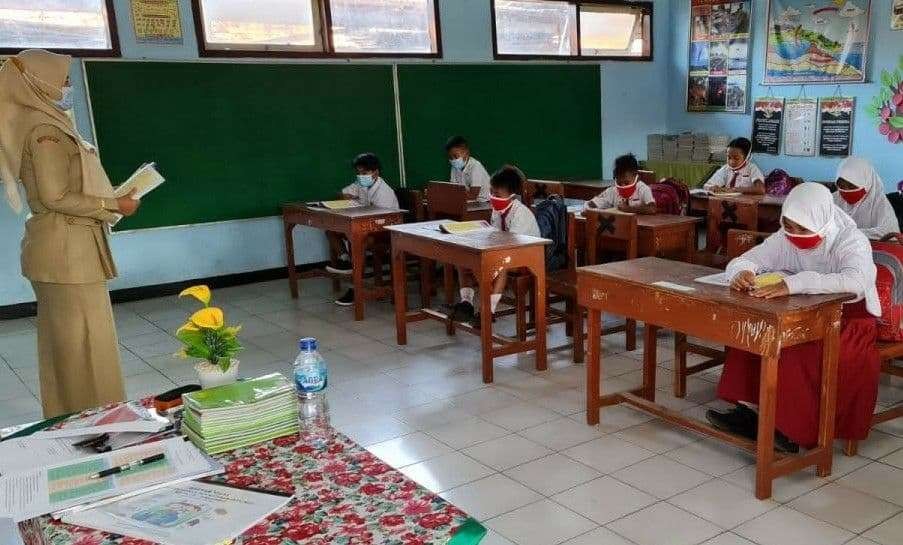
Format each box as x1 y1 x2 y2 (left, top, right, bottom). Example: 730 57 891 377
295 365 327 393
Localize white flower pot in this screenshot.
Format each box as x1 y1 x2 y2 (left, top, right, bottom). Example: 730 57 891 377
195 360 239 389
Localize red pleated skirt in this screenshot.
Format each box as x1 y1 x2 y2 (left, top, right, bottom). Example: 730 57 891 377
716 300 880 449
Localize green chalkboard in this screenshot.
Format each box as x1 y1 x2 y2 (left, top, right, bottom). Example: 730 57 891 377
397 64 602 189
85 61 399 230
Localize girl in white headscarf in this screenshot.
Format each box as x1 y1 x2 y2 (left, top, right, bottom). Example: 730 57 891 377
708 183 880 452
0 50 140 417
834 156 900 240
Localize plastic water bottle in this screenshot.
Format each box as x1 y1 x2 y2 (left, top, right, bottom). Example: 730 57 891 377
293 337 329 425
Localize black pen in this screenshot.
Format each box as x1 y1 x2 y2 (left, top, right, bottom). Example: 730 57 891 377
87 453 166 479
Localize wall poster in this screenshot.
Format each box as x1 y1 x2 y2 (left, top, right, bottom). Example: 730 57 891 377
894 0 903 30
818 97 854 156
130 0 183 45
687 0 752 113
784 98 819 156
751 97 785 154
764 0 871 84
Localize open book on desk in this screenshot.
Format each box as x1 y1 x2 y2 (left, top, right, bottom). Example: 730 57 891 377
689 188 742 197
438 220 494 235
694 271 786 288
313 199 363 210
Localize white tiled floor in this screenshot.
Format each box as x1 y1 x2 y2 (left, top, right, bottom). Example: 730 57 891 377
2 276 903 545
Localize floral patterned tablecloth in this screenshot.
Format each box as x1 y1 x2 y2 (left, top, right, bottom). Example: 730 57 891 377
19 406 485 545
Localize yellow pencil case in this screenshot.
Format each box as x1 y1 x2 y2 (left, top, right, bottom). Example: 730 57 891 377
754 273 784 288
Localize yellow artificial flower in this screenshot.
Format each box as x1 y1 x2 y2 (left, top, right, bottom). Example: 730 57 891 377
176 321 199 334
179 285 211 306
190 307 224 329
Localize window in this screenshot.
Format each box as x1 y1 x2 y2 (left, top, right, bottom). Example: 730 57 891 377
193 0 440 58
492 0 652 60
0 0 119 56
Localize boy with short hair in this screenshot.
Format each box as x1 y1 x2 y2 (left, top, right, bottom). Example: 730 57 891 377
327 152 399 306
703 137 765 195
585 153 657 214
446 136 491 202
451 165 540 322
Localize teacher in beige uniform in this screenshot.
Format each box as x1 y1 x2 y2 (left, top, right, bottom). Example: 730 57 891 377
0 50 141 417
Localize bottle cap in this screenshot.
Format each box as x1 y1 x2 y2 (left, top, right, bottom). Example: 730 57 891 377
298 337 318 351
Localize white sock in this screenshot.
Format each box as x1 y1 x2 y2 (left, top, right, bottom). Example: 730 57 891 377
460 287 475 305
490 293 502 313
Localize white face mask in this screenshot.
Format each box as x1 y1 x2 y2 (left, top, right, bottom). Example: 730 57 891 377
55 85 74 111
450 157 466 171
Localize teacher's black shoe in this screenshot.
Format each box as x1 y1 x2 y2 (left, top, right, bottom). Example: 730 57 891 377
774 430 800 454
706 404 757 441
335 288 354 306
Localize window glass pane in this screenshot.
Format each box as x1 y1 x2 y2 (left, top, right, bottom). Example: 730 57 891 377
579 5 649 58
0 0 112 50
330 0 437 54
495 0 577 56
198 0 319 50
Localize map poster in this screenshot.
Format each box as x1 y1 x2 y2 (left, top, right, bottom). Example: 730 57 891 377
751 97 785 154
130 0 183 45
819 97 854 156
784 98 819 156
687 0 752 113
764 0 871 84
894 0 903 30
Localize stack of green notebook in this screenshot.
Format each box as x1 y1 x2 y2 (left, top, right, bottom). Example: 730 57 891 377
181 373 299 454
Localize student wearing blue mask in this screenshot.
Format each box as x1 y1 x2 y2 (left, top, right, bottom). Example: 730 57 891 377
446 136 490 201
326 153 399 306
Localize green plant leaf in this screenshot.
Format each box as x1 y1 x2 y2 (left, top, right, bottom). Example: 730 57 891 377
883 70 893 88
890 116 903 129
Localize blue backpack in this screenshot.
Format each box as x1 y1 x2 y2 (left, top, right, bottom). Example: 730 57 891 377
533 195 568 271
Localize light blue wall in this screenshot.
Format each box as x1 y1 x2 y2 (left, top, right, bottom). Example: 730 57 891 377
0 0 672 306
668 0 903 187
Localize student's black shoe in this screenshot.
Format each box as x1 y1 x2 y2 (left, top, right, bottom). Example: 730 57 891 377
335 288 355 306
706 404 757 441
774 430 800 454
326 258 353 275
450 301 475 323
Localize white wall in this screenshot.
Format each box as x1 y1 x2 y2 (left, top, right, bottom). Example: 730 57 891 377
0 0 672 306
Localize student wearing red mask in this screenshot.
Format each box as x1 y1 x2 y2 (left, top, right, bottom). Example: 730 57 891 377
703 137 765 195
708 183 880 453
833 156 900 240
585 154 657 214
450 165 540 323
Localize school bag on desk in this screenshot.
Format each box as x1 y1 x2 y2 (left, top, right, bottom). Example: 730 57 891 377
533 195 568 271
764 169 793 196
650 177 689 215
871 236 903 342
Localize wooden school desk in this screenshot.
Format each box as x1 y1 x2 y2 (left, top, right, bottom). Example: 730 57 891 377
387 221 550 383
578 257 852 499
282 203 403 320
689 193 786 230
572 211 701 262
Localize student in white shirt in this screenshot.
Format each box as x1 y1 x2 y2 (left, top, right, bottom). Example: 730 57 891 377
446 135 491 202
708 182 880 452
585 154 657 214
451 165 541 323
833 156 900 240
327 153 399 306
703 137 765 195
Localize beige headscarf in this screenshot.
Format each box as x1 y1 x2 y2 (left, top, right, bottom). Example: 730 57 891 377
0 49 114 213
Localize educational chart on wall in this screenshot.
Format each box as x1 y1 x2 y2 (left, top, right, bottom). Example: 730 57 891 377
764 0 871 84
751 97 785 154
783 98 819 155
130 0 183 44
819 97 854 156
894 0 903 30
687 0 752 113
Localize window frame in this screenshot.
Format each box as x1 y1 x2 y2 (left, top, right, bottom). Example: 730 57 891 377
490 0 653 62
191 0 443 59
0 0 121 57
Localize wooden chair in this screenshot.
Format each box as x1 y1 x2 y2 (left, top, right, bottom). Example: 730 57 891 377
638 170 657 185
706 197 759 254
522 179 566 207
425 181 471 221
674 229 769 397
